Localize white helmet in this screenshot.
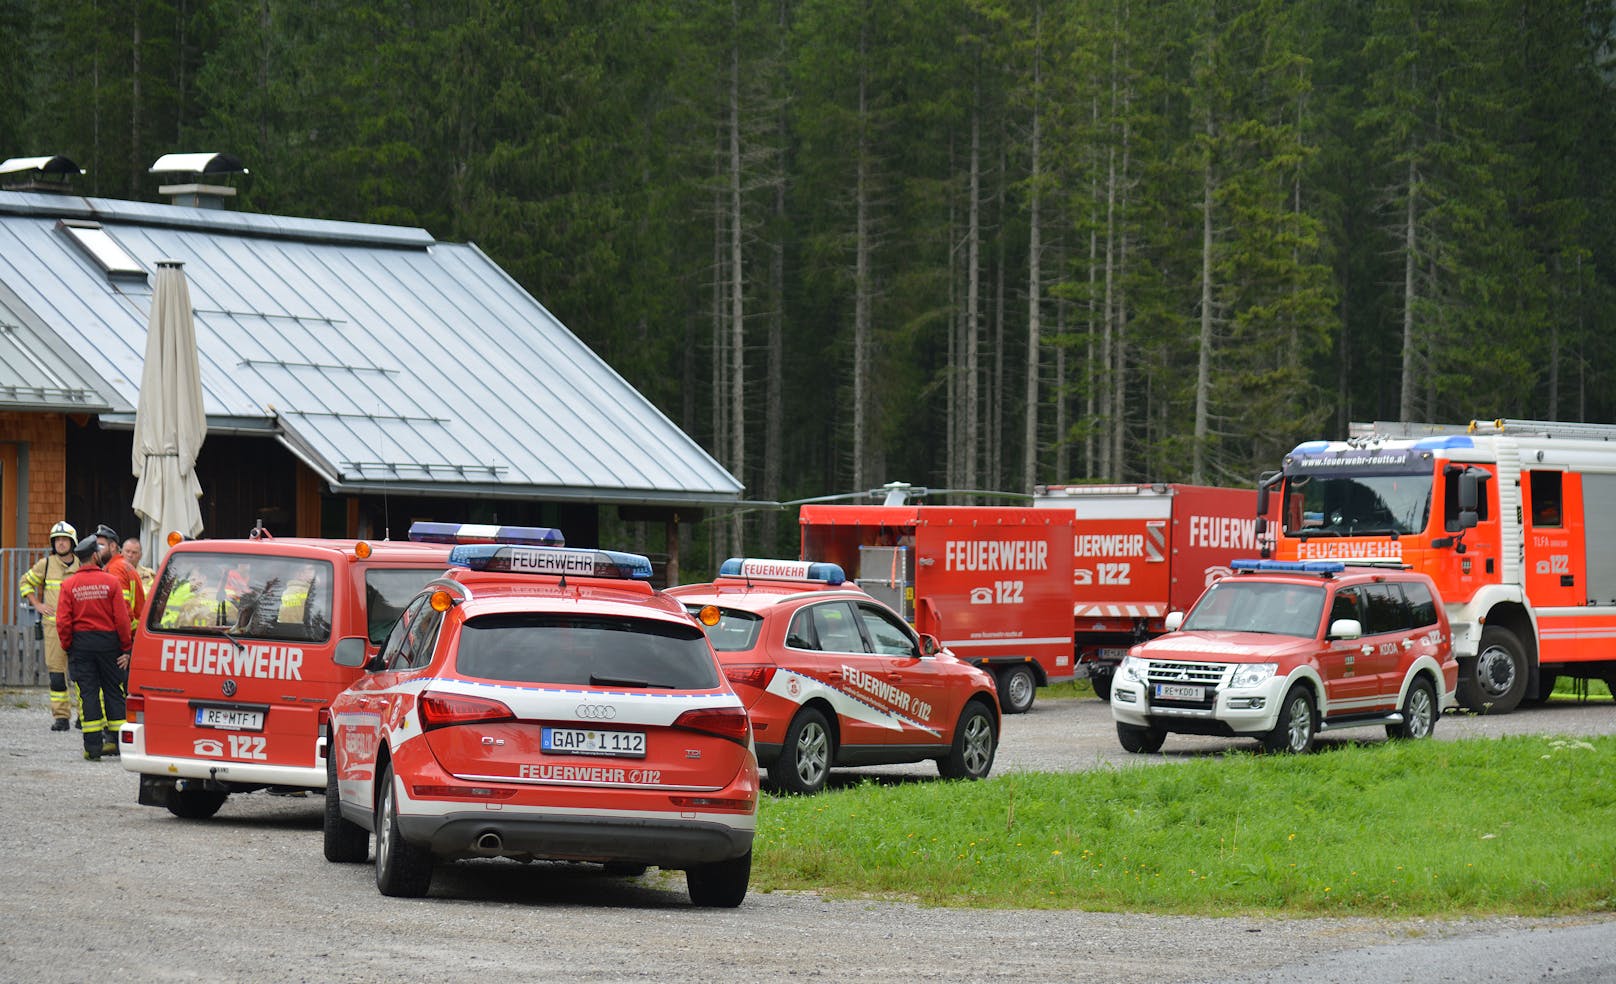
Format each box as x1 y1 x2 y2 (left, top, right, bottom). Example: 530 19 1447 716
49 521 77 545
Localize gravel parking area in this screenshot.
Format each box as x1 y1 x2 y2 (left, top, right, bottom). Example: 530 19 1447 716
1 689 1610 983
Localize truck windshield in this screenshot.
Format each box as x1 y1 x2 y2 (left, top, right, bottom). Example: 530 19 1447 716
148 554 334 642
1182 580 1326 638
1281 473 1433 537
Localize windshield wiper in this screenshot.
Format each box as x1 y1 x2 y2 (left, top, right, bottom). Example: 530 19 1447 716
1291 529 1342 538
186 624 246 652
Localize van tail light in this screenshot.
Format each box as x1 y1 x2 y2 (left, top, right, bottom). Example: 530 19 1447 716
418 692 515 731
125 694 144 722
672 706 752 746
723 664 776 692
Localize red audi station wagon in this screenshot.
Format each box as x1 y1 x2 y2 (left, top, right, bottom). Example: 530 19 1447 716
323 526 758 905
1109 560 1458 754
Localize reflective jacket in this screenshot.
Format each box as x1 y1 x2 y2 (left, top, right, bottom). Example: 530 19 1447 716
56 567 133 653
18 552 80 624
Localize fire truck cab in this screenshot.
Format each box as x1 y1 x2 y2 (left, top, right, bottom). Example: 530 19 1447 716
1261 418 1616 714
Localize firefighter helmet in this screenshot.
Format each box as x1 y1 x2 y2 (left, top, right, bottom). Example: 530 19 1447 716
49 521 77 545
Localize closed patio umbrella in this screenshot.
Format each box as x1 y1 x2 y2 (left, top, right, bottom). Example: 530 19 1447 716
132 259 206 564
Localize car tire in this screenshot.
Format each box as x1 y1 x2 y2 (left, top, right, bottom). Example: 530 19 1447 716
1385 675 1437 741
1090 672 1113 703
374 763 433 897
937 701 997 780
997 664 1037 715
686 850 751 908
323 755 369 863
1261 685 1316 754
1115 722 1166 754
770 708 832 795
1459 625 1528 714
165 786 227 820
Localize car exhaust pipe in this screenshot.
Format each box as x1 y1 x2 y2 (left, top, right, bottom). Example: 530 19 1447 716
475 831 503 853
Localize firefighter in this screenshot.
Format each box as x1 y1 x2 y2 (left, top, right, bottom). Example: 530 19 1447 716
56 536 132 761
18 521 81 730
94 523 145 633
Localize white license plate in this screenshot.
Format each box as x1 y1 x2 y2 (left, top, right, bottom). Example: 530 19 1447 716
542 727 646 758
1154 683 1205 702
194 706 265 731
1097 648 1132 660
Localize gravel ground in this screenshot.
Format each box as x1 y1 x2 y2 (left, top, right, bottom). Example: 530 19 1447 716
1 689 1611 984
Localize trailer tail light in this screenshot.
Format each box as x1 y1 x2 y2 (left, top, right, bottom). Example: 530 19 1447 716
125 694 144 723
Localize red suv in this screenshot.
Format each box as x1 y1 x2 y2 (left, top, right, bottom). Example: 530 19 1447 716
1109 560 1458 754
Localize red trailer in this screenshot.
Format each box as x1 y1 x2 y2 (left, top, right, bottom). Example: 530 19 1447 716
1036 483 1261 701
800 484 1260 713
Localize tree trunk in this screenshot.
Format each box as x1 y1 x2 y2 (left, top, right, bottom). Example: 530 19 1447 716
965 89 981 491
1399 153 1417 422
1193 109 1214 486
130 13 142 199
853 26 871 490
1022 15 1042 493
728 27 745 545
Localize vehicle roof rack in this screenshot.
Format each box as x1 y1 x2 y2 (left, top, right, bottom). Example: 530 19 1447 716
1467 418 1616 441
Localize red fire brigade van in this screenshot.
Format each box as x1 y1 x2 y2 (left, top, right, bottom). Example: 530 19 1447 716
118 525 503 818
799 483 1260 713
1260 418 1616 714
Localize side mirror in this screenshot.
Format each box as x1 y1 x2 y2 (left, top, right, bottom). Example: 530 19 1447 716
919 633 941 657
332 636 369 668
1164 611 1185 632
1329 618 1362 640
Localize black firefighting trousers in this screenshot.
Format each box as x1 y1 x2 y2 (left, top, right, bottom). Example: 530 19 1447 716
69 631 126 756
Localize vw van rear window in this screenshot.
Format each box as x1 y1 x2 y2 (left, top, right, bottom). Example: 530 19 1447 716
147 554 334 643
454 613 720 690
364 569 446 644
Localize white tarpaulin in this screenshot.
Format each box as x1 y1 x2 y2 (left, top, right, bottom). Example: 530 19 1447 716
132 260 206 562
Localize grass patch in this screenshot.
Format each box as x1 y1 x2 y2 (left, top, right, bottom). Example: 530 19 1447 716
1551 678 1614 702
754 735 1616 916
1037 679 1097 701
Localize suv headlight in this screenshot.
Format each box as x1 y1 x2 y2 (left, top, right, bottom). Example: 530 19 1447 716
1119 655 1149 684
1229 663 1277 689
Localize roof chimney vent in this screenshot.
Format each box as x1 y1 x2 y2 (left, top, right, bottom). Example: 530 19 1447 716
0 155 85 194
150 152 248 209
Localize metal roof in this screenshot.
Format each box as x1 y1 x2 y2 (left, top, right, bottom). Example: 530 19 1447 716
0 190 743 506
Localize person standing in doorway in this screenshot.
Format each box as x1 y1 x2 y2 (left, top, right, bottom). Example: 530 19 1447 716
56 536 132 761
18 521 80 731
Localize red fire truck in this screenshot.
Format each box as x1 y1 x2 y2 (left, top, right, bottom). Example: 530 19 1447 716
1260 418 1616 714
798 483 1260 713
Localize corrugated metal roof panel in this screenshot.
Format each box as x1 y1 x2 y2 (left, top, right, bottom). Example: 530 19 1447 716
0 192 741 505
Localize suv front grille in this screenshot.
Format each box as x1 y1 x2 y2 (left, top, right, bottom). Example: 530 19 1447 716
1142 661 1226 687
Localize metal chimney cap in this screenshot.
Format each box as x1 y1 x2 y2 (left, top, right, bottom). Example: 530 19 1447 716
0 155 85 176
149 152 248 175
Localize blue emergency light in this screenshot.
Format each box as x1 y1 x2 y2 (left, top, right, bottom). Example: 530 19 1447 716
718 557 847 586
409 521 565 547
449 543 654 580
1231 559 1345 575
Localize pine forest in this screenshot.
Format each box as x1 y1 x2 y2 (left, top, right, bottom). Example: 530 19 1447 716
4 0 1614 552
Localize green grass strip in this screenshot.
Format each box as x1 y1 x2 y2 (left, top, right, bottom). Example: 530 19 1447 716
755 735 1616 915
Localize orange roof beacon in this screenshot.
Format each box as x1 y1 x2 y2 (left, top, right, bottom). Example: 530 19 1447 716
1110 560 1458 754
667 558 1000 795
1260 418 1616 714
324 527 758 905
120 526 458 818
